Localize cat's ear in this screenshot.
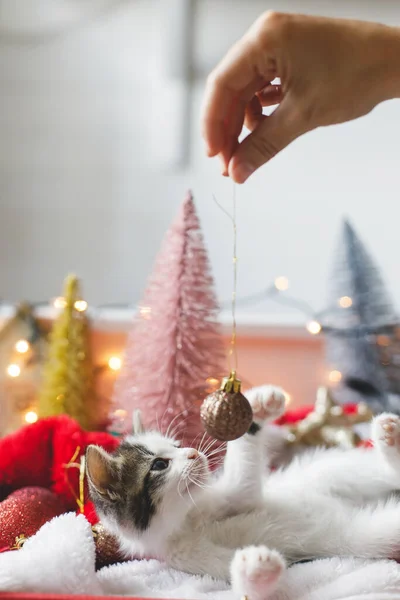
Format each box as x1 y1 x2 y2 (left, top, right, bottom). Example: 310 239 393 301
132 409 145 435
86 445 119 495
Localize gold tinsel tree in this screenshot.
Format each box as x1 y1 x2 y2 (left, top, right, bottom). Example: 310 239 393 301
38 274 96 430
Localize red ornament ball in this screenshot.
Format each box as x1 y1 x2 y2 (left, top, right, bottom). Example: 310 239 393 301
0 487 66 551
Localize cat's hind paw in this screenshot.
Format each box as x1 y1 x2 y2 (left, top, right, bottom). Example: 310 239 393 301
372 413 400 450
246 385 287 423
231 545 285 600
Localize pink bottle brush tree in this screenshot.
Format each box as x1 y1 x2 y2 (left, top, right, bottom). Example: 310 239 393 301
114 191 226 446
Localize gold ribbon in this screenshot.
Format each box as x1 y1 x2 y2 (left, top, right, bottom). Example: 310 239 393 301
63 446 86 513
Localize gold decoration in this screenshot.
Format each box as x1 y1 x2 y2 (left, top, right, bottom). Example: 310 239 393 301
38 274 97 430
63 446 86 513
286 386 373 449
10 534 27 550
200 371 253 441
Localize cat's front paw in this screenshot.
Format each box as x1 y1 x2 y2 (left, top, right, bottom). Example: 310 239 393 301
231 545 285 600
246 385 287 424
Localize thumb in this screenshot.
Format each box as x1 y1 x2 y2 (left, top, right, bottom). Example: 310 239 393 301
229 99 303 183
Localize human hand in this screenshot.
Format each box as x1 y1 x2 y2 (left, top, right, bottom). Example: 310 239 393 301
201 12 400 183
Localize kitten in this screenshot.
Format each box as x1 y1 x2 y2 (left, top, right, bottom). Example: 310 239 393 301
86 387 400 600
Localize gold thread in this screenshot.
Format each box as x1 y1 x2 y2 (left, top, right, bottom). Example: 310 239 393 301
213 182 238 375
231 182 238 374
63 446 86 512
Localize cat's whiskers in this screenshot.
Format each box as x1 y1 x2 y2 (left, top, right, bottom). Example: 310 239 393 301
165 410 189 439
205 446 227 460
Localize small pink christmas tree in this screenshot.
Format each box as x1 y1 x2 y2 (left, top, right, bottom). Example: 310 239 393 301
114 191 225 445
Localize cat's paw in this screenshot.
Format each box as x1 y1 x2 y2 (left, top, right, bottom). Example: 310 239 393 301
231 546 285 599
372 413 400 450
246 385 287 423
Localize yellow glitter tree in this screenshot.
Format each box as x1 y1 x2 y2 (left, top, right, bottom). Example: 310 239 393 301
38 274 96 430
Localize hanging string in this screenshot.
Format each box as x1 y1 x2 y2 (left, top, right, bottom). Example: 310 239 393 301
213 181 238 375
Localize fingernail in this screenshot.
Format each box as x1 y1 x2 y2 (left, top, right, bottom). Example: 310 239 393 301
235 162 255 183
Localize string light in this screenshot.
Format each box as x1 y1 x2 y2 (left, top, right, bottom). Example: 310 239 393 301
274 276 289 292
338 296 353 308
53 297 67 309
113 408 127 419
74 300 88 312
139 306 152 319
7 364 21 377
24 411 38 424
328 370 342 383
15 339 30 354
108 356 122 371
306 320 322 335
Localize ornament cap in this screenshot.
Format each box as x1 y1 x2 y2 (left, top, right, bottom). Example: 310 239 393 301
220 371 241 394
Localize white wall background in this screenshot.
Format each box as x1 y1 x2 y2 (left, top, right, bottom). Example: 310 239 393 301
0 0 399 322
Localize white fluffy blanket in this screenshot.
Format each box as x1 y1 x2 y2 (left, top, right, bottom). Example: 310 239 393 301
0 513 399 600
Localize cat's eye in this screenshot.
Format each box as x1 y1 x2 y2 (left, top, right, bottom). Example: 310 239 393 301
151 458 170 472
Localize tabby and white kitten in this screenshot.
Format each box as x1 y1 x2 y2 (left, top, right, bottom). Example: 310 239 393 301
86 386 400 600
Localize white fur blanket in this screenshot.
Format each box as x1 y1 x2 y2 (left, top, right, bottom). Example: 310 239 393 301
0 513 399 600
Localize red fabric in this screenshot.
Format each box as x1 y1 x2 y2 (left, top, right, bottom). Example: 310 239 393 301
0 416 120 515
275 403 363 425
0 592 123 600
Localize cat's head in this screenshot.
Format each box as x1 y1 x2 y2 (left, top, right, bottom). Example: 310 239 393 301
86 414 211 543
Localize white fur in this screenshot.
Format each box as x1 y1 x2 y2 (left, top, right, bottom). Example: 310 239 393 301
95 388 400 599
1 511 400 600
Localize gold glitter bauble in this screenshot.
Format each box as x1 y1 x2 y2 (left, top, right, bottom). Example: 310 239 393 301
92 522 126 569
200 372 253 441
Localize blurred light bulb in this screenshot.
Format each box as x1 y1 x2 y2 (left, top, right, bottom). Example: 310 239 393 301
274 276 289 291
53 297 66 309
74 300 88 312
15 339 30 354
206 377 219 386
113 408 127 419
7 364 21 377
139 305 152 319
328 370 342 383
306 320 322 335
338 296 352 308
108 356 122 371
24 411 38 424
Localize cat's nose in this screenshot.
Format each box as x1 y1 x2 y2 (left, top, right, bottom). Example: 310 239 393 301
187 449 199 460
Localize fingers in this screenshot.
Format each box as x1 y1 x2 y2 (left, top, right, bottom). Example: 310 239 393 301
228 97 303 184
201 28 277 159
257 83 283 107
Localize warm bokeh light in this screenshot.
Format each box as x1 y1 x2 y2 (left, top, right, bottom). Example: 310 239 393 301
338 296 353 308
15 339 30 354
24 411 38 424
139 305 152 319
328 370 342 383
53 296 67 309
274 276 289 291
74 300 88 312
113 408 127 419
108 356 122 371
306 320 322 335
284 392 291 405
7 364 21 377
